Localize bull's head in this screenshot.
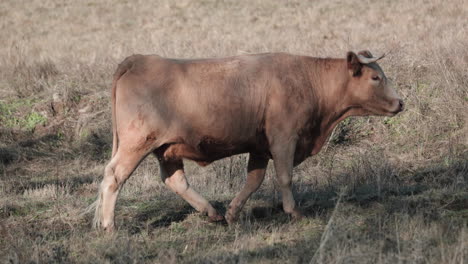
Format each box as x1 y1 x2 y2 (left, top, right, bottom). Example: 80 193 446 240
346 50 404 116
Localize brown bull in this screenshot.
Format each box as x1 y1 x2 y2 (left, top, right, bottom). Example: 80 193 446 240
94 51 404 231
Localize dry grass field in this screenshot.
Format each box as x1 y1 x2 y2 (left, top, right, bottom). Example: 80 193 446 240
0 0 467 263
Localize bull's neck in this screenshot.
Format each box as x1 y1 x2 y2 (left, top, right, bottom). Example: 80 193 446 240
305 57 364 154
307 58 353 116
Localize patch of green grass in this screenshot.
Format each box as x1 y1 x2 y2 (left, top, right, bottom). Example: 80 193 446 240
23 111 47 130
0 99 47 131
0 98 33 117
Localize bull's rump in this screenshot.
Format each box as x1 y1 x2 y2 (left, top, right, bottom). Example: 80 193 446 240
114 54 273 163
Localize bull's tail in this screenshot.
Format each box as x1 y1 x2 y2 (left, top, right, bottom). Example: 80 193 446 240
110 74 119 158
87 56 138 228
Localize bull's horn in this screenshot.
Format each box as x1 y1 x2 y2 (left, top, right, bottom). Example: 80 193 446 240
357 53 385 64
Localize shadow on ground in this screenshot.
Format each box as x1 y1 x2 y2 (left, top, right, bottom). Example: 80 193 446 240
126 154 467 233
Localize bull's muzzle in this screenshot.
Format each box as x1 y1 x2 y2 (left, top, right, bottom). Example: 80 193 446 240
397 99 405 112
392 99 405 114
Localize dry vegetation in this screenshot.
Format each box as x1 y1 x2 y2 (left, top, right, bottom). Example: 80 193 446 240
0 0 467 263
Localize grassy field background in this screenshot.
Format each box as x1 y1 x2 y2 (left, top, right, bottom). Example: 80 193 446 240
0 0 467 263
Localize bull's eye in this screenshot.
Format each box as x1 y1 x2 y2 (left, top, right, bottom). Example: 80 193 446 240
371 75 380 81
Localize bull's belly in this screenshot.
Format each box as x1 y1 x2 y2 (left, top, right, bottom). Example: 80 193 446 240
158 133 319 167
160 137 266 166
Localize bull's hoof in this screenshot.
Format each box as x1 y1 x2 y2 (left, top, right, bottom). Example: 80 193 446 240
101 222 115 233
208 214 227 225
290 209 304 222
225 212 238 225
102 226 115 233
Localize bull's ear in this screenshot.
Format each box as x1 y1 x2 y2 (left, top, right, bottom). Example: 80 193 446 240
347 51 362 77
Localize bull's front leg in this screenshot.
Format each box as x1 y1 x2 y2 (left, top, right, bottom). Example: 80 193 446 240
270 138 303 220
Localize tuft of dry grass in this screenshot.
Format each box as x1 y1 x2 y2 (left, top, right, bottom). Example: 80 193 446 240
0 0 467 263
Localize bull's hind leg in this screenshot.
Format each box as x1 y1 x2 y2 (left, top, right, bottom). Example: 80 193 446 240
226 153 269 224
95 146 150 232
158 158 224 222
